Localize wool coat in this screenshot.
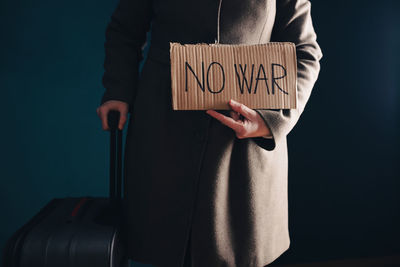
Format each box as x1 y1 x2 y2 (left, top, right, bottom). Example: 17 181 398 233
100 0 323 266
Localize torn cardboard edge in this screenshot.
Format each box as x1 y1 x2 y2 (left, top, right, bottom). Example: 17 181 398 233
169 42 297 110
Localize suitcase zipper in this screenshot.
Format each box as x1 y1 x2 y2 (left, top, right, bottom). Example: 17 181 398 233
67 197 90 223
70 197 89 217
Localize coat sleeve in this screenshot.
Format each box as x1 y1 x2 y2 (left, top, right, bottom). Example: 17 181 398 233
100 0 153 113
252 0 323 151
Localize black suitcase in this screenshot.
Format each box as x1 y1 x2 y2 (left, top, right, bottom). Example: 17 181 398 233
3 111 129 267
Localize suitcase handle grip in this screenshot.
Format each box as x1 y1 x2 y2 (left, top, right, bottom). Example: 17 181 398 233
107 110 120 131
107 110 123 206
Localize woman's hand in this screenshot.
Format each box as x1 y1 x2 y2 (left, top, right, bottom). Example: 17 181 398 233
96 100 129 131
206 99 272 139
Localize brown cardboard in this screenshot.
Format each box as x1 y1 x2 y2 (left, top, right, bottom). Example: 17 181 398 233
169 42 297 110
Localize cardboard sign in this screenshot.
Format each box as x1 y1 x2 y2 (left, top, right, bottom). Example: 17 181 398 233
169 42 297 110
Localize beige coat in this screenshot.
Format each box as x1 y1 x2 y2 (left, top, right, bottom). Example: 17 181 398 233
100 0 323 266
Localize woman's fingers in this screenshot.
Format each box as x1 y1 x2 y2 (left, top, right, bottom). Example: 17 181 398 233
206 110 244 133
228 99 257 120
206 99 271 139
117 105 129 130
96 105 109 130
230 110 241 121
97 100 129 131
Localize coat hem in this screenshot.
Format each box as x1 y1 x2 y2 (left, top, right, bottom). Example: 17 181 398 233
261 238 290 266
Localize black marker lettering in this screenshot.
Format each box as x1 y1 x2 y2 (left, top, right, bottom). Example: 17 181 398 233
254 63 270 95
206 61 225 94
185 61 205 92
234 63 255 94
271 63 288 95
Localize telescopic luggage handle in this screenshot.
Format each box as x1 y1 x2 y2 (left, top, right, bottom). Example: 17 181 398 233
107 110 123 206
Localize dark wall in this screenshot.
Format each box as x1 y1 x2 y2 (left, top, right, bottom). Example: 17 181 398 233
0 0 399 266
276 0 400 264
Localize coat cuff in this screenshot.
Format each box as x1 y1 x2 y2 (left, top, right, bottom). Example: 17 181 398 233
100 85 135 114
253 106 304 151
251 127 275 151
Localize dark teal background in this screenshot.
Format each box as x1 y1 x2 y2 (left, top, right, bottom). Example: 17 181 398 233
1 0 399 266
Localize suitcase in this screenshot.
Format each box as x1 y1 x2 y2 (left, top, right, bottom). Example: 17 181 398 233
3 111 129 267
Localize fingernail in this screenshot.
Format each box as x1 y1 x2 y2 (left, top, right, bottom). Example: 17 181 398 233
230 99 238 105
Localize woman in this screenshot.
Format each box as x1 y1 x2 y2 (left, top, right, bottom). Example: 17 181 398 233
96 0 322 266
